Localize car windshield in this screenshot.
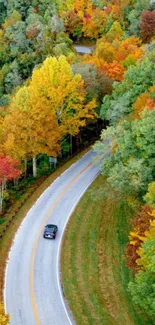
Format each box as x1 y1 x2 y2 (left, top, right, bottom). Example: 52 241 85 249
45 225 56 231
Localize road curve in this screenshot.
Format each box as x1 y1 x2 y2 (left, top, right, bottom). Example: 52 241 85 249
4 150 101 325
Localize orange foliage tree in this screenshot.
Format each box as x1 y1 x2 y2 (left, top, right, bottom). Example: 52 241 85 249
74 0 86 15
81 54 105 70
101 61 125 81
133 85 155 117
94 32 143 80
125 205 154 272
82 8 107 39
116 36 142 63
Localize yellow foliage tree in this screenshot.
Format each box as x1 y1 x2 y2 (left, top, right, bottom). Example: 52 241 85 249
0 303 9 325
144 181 155 208
2 10 21 30
66 0 75 11
3 56 97 176
30 55 97 136
103 21 124 43
3 86 64 177
95 41 116 62
136 219 155 268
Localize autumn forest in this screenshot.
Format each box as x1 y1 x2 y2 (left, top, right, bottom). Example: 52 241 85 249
0 0 155 323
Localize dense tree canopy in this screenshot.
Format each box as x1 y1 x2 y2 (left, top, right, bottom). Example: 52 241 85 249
1 0 155 322
1 55 97 166
29 55 97 134
3 86 63 160
100 49 155 124
72 63 112 103
0 5 73 106
95 108 155 196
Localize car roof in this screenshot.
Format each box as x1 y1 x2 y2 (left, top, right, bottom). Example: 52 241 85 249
45 224 57 228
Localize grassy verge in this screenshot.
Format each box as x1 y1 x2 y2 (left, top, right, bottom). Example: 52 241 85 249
61 175 151 325
0 147 90 302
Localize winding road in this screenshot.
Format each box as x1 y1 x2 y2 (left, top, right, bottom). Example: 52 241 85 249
4 150 101 325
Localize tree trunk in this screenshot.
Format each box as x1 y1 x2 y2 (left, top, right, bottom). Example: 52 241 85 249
4 181 7 191
70 135 72 156
24 158 27 178
14 178 19 186
0 196 2 214
0 182 4 214
33 156 37 178
59 149 63 159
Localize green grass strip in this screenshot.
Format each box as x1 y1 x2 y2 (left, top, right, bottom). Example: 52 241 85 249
61 175 152 325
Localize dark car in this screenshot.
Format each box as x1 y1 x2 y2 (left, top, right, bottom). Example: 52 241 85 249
43 224 58 239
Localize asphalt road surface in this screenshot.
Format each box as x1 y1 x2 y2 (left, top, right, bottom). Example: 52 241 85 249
73 45 93 54
4 150 101 325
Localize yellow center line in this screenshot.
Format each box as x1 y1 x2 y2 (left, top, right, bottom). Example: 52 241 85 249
30 162 92 324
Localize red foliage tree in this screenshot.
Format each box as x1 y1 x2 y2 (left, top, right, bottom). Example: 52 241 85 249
0 156 21 213
125 242 141 273
140 10 155 43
